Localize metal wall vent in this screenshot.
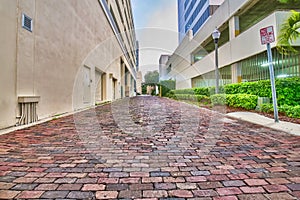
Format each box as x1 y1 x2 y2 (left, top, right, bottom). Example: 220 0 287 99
22 13 33 32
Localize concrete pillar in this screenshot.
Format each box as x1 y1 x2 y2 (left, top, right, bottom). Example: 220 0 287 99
231 63 242 83
188 29 193 41
125 71 130 97
229 16 241 84
120 60 125 98
229 16 240 40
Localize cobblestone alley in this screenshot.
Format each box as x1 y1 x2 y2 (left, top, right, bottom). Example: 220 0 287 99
0 96 299 199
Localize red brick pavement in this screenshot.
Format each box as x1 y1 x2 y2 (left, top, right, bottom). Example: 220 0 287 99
0 96 299 199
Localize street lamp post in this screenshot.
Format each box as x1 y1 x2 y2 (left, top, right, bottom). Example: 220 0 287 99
212 28 221 94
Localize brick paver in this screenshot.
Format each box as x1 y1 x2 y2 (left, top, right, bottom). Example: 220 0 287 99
0 96 299 199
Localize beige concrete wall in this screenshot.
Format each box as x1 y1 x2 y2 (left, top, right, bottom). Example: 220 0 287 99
30 0 120 117
95 70 102 103
0 0 136 129
0 0 18 129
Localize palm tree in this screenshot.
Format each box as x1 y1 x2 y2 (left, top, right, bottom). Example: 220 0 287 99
277 10 300 54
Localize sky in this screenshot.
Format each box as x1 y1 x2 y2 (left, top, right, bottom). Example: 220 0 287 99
131 0 178 78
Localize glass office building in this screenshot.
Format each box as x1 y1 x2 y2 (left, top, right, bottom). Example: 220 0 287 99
178 0 224 43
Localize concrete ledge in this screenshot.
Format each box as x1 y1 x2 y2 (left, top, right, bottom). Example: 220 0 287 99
18 96 40 103
227 112 300 136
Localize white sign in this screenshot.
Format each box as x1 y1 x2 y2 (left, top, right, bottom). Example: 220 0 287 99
260 26 275 45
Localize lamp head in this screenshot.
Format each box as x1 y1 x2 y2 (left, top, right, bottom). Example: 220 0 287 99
212 28 221 43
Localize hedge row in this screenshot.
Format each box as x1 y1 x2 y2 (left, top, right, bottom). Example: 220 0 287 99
224 77 300 106
211 94 258 110
160 80 176 96
170 94 210 104
260 103 300 118
171 87 210 96
169 77 300 106
167 93 258 110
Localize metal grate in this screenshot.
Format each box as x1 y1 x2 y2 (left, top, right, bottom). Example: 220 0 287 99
22 13 32 32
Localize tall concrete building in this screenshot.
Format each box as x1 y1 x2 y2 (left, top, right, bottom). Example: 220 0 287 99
135 40 142 94
0 0 137 129
136 41 140 72
159 55 171 81
178 0 224 43
167 0 300 89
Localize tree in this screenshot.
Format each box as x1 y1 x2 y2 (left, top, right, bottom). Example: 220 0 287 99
144 70 159 84
277 10 300 53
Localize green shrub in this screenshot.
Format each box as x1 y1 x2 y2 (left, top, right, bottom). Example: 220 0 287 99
193 87 210 96
211 94 257 109
195 95 210 104
278 104 292 114
226 94 258 110
224 80 271 96
174 94 195 101
165 91 177 99
172 89 194 95
210 94 226 106
171 77 300 106
285 105 300 118
224 77 300 106
260 103 274 113
208 86 225 95
260 104 300 118
276 78 300 106
159 80 176 97
169 94 210 104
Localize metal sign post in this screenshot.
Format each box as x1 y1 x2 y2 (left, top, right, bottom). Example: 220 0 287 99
260 26 279 122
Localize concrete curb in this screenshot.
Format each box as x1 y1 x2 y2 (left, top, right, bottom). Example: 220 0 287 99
226 112 300 136
0 101 111 136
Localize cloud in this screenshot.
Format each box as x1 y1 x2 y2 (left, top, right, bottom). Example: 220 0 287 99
144 0 178 32
135 0 178 78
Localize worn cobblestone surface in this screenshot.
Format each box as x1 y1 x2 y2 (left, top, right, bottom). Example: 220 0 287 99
0 96 300 199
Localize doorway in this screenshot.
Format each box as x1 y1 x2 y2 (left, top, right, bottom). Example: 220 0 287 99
101 73 107 101
95 70 102 103
113 78 117 100
83 66 91 103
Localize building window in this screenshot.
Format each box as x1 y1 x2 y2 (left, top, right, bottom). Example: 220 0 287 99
184 0 190 9
22 13 33 32
191 7 210 34
110 6 120 33
192 49 207 63
239 48 300 82
185 0 209 33
192 65 232 88
184 0 196 20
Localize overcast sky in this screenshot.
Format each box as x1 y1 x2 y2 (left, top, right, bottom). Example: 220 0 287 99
131 0 178 78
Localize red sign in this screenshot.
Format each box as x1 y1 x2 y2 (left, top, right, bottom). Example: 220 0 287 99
260 26 275 45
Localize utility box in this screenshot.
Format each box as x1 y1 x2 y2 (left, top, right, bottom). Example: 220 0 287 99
18 96 40 125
